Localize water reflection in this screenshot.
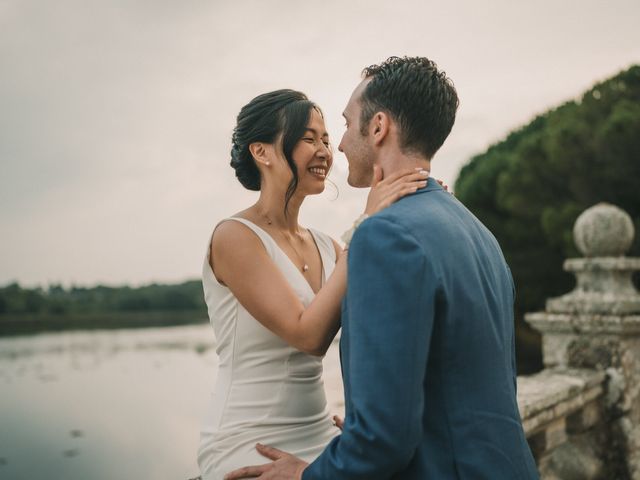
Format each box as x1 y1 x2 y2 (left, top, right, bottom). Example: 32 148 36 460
0 324 343 480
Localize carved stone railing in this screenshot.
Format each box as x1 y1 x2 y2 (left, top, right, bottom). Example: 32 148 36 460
517 369 609 478
523 203 640 480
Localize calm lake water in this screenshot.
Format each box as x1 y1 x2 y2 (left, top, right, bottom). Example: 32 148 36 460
0 324 344 480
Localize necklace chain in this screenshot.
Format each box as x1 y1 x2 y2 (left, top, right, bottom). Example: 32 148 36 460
262 213 309 273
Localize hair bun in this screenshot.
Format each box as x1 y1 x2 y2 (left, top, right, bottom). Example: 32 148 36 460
230 136 260 191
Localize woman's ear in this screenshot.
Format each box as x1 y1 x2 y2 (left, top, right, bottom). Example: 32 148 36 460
249 142 271 167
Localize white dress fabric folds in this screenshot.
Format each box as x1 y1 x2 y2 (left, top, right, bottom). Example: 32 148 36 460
198 218 339 480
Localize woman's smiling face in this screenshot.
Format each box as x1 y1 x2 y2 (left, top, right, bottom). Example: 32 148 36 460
289 107 333 195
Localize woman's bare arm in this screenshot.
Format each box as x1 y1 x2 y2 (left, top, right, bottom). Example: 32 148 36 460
211 167 429 356
212 221 344 356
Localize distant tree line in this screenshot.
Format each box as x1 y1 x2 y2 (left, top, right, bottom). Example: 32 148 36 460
455 65 640 372
0 280 207 315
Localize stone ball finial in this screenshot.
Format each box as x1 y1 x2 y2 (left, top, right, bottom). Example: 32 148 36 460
573 203 634 257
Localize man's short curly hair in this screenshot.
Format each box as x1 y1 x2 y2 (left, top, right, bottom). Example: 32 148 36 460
360 56 459 159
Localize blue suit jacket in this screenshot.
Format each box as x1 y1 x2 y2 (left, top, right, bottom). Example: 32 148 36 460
303 178 538 479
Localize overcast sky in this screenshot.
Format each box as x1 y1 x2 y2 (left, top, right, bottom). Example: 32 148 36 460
1 0 639 287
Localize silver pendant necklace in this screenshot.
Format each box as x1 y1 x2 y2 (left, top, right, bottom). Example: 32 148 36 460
263 214 309 273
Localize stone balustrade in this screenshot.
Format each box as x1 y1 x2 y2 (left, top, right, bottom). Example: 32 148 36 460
523 202 640 479
517 369 609 478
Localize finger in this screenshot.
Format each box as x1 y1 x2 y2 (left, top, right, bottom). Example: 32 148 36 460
376 190 412 211
376 167 420 186
388 185 420 203
375 173 426 197
388 171 429 187
390 180 427 197
385 168 422 183
435 178 450 191
370 165 383 188
224 464 271 479
332 415 344 430
256 443 285 461
381 182 417 204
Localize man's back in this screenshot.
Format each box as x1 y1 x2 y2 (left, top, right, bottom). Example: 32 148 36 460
381 179 537 478
304 178 538 479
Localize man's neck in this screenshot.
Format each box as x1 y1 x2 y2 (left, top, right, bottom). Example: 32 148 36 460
377 151 431 178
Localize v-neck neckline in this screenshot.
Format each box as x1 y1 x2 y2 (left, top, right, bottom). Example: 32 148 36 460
232 217 326 296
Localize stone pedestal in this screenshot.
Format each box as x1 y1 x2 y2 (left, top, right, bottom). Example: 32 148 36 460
525 203 640 479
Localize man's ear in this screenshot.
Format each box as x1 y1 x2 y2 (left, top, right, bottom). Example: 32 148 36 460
249 142 271 167
370 112 390 146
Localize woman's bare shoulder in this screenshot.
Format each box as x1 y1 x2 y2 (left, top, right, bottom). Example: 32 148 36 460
211 216 261 252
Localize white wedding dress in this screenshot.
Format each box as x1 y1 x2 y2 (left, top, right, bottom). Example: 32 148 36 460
198 218 340 480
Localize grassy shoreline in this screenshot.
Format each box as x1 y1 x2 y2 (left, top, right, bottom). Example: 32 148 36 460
0 310 208 336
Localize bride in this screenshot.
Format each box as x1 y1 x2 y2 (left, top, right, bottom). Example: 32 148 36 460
198 89 429 479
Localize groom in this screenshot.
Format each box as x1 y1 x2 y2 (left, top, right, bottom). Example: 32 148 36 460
226 56 539 479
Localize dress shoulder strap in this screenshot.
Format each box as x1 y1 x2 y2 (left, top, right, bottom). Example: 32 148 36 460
308 228 337 264
203 217 278 287
211 217 277 259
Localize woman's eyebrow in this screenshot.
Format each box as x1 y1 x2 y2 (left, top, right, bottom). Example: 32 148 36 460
305 127 329 138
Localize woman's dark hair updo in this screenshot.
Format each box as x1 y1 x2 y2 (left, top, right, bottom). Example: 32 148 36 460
230 89 319 214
